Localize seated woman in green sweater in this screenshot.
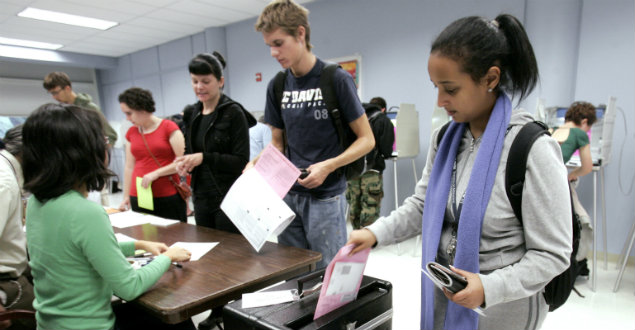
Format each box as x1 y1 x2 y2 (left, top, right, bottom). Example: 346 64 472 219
552 101 597 276
22 103 192 330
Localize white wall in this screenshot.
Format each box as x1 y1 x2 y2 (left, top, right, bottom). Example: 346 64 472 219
0 61 99 116
96 27 227 122
573 0 635 254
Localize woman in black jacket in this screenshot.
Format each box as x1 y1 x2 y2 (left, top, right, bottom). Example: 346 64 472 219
175 52 256 232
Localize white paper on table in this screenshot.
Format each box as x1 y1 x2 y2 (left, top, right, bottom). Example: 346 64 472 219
221 169 296 252
254 144 301 198
170 242 218 261
108 210 150 228
108 210 180 228
241 290 298 309
143 214 180 227
114 233 137 242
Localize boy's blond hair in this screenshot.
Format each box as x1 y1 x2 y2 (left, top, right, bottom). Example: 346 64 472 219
255 0 313 51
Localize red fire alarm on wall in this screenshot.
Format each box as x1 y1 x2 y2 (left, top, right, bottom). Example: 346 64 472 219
256 72 262 82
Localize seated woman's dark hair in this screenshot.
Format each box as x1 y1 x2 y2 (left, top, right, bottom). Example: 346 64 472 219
22 103 114 201
118 87 155 113
431 14 539 101
2 124 23 157
188 51 226 80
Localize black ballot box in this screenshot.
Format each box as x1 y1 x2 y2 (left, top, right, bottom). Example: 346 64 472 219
223 270 392 330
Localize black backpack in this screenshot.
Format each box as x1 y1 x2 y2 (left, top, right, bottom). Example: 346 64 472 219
362 105 390 171
437 120 581 312
273 63 364 180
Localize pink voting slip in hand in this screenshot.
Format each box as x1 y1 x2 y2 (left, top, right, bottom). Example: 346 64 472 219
254 144 301 198
313 244 371 320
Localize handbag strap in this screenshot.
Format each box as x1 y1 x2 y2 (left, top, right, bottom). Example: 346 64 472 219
139 125 179 187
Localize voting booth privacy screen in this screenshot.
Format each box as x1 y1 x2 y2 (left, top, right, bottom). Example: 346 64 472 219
543 96 616 166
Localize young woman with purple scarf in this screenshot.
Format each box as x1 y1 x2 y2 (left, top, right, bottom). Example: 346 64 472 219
347 14 572 330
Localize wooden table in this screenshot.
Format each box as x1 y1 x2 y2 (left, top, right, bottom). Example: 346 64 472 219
115 223 321 324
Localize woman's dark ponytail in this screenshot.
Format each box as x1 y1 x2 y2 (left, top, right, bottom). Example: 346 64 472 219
495 14 538 101
212 51 226 69
431 14 539 102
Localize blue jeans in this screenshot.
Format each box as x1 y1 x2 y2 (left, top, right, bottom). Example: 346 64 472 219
279 191 347 269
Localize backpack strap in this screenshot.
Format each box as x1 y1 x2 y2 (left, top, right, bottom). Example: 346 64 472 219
435 121 451 147
505 121 550 223
320 63 344 150
367 110 383 123
273 70 288 110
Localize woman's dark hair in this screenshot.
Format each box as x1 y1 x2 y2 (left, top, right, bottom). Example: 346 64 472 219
118 87 155 113
565 101 597 126
22 103 114 201
188 52 226 80
2 124 23 157
431 14 539 101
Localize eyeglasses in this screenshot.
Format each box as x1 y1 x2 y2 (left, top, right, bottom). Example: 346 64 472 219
48 88 64 96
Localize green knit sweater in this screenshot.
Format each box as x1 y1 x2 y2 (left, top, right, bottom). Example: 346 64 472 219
26 190 170 330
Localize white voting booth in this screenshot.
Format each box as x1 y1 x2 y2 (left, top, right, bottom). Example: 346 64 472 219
537 96 617 292
389 103 420 254
391 103 420 210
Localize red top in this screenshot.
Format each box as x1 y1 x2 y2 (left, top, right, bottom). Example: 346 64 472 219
126 120 180 198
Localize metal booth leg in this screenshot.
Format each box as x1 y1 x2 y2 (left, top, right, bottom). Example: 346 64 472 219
592 170 597 292
601 167 608 270
393 158 401 255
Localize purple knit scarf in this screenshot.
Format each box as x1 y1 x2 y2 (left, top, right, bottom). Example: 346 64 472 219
421 94 511 330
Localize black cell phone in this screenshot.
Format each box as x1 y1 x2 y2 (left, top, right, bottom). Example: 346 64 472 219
299 169 309 179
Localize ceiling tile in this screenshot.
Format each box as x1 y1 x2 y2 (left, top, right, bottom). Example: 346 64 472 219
27 0 135 22
144 8 211 27
0 2 23 15
129 0 179 7
97 29 162 42
107 23 183 40
61 0 159 16
129 16 203 35
197 0 266 15
166 0 238 22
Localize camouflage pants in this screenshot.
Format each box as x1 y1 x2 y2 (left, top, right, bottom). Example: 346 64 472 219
346 171 384 229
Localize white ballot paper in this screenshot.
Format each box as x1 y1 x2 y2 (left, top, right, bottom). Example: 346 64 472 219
221 145 300 252
170 242 217 261
221 169 296 252
114 233 136 242
242 290 298 309
108 210 180 228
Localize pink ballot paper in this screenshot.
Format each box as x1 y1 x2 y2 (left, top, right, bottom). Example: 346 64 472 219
313 244 371 320
254 144 301 198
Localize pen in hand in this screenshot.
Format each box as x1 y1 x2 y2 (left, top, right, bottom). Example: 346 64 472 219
172 262 183 268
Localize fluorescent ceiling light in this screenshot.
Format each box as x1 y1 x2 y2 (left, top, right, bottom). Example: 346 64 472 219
0 36 62 50
18 7 118 30
0 45 65 62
